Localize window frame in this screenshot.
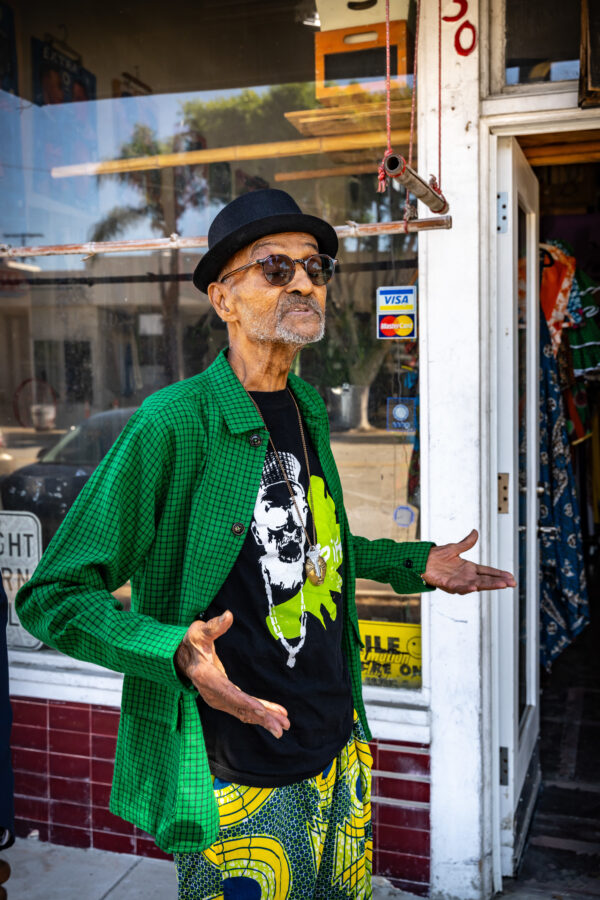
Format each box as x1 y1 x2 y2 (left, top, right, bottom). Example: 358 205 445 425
483 0 580 99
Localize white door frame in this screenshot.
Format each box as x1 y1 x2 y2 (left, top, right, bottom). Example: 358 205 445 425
480 103 600 892
495 135 540 875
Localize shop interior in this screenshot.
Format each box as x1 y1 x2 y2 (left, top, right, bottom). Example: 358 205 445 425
505 131 600 896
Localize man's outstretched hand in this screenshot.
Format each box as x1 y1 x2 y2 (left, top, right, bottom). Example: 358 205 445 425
174 611 290 739
423 529 516 595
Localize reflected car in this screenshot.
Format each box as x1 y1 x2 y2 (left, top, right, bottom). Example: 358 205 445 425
0 429 16 477
0 408 137 549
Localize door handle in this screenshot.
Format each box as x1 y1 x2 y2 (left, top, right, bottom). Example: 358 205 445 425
537 525 558 538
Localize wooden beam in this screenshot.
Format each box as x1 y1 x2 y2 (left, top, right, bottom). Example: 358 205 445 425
523 141 600 166
51 129 412 179
275 163 380 182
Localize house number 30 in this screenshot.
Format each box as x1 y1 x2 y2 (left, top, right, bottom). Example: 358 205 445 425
442 0 477 57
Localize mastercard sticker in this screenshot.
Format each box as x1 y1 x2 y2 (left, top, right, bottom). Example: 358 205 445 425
377 313 417 339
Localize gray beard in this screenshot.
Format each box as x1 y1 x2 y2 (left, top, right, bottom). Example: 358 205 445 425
274 314 325 345
244 294 326 345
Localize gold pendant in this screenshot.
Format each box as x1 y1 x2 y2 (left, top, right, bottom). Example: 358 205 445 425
305 547 327 586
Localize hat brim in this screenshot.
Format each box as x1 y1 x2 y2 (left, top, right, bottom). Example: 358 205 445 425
192 212 338 293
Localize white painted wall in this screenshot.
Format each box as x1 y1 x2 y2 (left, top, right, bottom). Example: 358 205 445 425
418 0 495 897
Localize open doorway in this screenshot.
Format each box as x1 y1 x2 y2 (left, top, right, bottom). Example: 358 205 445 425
502 136 600 897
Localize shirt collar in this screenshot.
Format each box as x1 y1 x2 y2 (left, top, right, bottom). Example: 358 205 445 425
205 349 327 434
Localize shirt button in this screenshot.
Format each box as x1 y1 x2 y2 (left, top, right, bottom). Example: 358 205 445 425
232 522 245 536
249 433 262 447
404 559 414 569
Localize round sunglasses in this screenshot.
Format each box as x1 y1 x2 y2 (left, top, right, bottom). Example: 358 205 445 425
219 253 337 287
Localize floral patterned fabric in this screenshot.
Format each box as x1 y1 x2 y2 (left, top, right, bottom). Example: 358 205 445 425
539 243 576 354
568 272 600 379
539 315 590 669
174 715 373 899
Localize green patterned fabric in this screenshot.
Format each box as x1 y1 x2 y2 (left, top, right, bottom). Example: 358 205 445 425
175 714 373 900
16 350 434 853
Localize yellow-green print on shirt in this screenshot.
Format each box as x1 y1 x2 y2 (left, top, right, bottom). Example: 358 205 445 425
266 475 343 641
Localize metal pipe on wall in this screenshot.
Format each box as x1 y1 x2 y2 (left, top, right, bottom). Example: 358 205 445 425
0 217 452 260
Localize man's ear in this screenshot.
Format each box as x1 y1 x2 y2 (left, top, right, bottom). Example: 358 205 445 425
207 281 236 322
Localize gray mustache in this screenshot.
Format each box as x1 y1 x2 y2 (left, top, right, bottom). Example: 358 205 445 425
278 293 323 318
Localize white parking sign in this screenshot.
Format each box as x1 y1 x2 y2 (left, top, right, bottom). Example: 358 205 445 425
1 511 43 649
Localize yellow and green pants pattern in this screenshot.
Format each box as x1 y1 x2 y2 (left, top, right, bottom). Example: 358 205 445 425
174 716 373 899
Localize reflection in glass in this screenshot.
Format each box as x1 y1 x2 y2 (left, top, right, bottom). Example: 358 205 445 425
505 0 580 86
0 3 421 680
0 408 136 550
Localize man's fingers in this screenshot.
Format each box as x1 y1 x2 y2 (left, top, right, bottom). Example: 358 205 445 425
231 692 290 738
252 698 291 733
196 671 290 738
469 574 514 591
476 564 516 586
255 698 289 718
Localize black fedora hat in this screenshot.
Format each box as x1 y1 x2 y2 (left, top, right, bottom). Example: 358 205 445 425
192 189 338 293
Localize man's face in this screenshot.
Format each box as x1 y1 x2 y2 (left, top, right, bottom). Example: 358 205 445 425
216 231 328 346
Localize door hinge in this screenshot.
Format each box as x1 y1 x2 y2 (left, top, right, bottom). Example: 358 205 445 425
498 473 509 514
497 192 508 233
500 746 509 785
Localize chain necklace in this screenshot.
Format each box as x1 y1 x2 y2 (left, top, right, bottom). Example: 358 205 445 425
246 388 327 587
264 569 307 668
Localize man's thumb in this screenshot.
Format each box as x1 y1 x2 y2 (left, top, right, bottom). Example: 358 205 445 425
456 529 478 552
203 610 234 639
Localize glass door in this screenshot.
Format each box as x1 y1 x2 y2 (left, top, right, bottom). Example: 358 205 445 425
495 136 541 876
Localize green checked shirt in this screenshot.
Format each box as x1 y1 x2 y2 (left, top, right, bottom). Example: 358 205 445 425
16 350 434 853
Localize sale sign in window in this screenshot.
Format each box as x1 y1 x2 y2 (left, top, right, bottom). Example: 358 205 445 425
358 619 422 688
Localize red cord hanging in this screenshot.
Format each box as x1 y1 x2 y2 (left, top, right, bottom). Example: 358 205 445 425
376 0 394 192
376 0 448 218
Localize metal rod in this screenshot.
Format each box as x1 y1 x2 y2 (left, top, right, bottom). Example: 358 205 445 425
0 234 207 259
0 217 452 260
383 154 449 214
335 216 451 238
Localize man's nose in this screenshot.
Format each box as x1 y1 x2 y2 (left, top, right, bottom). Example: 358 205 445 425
286 261 314 296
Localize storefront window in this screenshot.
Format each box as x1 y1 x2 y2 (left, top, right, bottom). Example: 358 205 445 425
0 1 422 688
505 0 580 86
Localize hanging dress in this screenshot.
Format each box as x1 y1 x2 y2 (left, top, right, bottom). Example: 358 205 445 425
538 314 590 669
568 272 600 379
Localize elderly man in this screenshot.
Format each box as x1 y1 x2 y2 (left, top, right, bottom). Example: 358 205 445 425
16 189 515 900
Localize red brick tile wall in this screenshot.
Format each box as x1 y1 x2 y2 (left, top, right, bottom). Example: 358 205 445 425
10 697 169 861
10 697 431 893
371 738 431 897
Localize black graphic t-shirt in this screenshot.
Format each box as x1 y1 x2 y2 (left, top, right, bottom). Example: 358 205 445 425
197 388 353 786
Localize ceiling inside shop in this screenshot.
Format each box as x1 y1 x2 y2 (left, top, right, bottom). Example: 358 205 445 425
519 130 600 167
14 1 322 100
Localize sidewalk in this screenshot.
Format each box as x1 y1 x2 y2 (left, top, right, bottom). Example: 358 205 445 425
2 837 415 899
3 837 595 899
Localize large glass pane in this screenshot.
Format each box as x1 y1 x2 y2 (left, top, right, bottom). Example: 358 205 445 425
0 1 422 687
505 0 580 86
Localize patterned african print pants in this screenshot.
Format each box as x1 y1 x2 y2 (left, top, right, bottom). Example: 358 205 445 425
174 715 373 899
